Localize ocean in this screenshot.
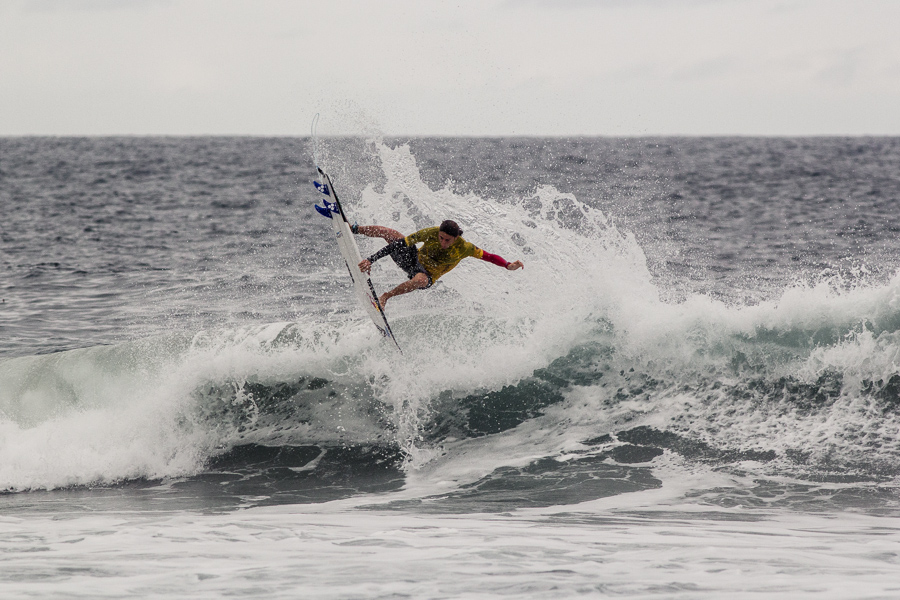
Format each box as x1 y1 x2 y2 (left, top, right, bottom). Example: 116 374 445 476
1 136 900 598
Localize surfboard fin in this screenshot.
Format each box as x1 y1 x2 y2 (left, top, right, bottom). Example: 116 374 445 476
314 198 340 218
313 181 330 195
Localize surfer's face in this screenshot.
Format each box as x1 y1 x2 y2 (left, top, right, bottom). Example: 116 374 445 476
438 232 457 249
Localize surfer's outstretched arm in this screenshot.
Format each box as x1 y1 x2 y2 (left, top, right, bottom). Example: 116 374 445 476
480 250 524 271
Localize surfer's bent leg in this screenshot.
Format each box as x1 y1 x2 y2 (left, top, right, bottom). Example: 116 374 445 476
356 226 404 242
361 238 433 301
364 240 433 285
389 244 433 288
379 272 431 307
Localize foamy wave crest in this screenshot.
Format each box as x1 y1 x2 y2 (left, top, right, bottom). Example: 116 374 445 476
0 322 398 491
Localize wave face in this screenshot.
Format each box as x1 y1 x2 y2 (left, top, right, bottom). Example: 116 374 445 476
2 137 900 513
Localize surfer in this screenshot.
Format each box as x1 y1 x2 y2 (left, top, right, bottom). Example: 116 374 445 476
355 220 524 307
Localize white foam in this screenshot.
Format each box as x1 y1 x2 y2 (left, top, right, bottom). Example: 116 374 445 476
2 501 898 599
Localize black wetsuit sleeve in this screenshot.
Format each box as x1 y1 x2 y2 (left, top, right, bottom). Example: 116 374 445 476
367 239 406 263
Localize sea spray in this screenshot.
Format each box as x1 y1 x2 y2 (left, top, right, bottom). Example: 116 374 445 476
3 137 900 497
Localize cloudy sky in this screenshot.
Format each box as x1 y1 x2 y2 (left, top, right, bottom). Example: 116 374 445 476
1 0 898 136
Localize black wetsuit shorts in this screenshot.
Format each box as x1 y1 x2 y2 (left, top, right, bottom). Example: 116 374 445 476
368 239 433 288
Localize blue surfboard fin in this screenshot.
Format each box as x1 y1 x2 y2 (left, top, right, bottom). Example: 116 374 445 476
314 204 333 219
313 181 330 195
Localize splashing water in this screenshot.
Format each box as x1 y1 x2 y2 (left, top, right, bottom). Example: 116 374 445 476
2 138 900 500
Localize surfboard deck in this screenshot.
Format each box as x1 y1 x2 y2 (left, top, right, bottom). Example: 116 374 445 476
313 167 402 352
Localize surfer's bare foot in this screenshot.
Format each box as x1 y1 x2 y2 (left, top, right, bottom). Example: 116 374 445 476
379 294 389 308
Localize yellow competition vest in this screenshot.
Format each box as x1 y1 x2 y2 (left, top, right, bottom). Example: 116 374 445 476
404 227 484 281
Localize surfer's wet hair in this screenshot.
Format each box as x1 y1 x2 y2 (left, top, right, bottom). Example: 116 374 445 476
439 220 462 237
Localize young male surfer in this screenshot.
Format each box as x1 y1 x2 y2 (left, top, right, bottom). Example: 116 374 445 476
355 220 524 308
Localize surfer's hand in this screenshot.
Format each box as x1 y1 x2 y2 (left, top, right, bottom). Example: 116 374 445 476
359 259 372 274
507 260 524 271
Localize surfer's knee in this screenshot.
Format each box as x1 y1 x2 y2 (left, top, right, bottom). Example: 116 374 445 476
411 273 430 289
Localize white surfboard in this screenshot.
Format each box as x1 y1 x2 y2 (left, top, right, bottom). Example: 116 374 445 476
313 167 402 352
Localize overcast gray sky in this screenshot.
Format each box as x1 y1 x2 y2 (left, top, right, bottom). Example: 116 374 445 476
2 0 899 136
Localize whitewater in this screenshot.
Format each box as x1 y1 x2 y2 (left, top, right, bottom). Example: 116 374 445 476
1 136 899 598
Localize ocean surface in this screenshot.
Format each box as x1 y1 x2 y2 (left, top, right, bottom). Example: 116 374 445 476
2 135 900 598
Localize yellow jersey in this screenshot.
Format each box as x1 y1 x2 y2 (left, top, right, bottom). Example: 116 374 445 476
404 227 484 281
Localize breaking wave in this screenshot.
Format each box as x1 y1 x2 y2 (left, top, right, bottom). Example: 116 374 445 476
3 142 900 508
